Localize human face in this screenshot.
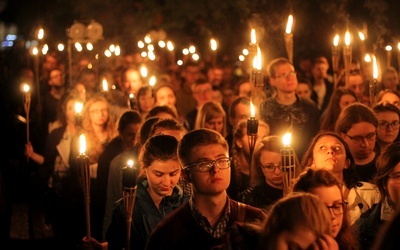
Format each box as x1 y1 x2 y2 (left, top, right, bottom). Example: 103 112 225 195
310 186 344 238
155 86 176 107
138 91 155 113
145 159 181 198
382 72 399 90
376 111 400 144
231 103 250 128
342 122 376 161
193 83 213 106
387 163 400 210
270 63 298 94
259 151 283 189
205 116 224 134
275 227 318 250
238 82 251 98
123 70 142 95
49 69 65 87
312 135 348 174
347 75 365 100
296 83 311 100
339 94 356 111
120 123 141 150
184 65 200 85
238 125 269 159
88 101 109 126
186 144 230 195
65 99 76 124
380 92 400 108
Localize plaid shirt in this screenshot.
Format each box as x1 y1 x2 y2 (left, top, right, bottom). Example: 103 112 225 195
189 196 231 238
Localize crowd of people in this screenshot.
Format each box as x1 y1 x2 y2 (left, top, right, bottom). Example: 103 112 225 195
2 46 400 250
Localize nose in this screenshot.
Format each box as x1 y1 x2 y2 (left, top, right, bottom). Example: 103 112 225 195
273 166 281 174
361 138 370 147
162 175 171 185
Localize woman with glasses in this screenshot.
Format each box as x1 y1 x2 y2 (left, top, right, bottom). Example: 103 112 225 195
300 131 380 225
238 136 290 211
372 102 400 154
356 141 400 250
294 168 359 250
335 102 379 183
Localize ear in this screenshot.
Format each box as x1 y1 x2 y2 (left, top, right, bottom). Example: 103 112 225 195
310 160 316 168
235 138 243 149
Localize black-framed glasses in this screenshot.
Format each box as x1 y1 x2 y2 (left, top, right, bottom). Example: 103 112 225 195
184 157 231 172
345 132 376 143
326 201 347 216
378 121 400 130
260 163 281 172
388 174 400 184
274 71 296 79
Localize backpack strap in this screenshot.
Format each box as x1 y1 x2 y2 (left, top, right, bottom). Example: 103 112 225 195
237 202 247 222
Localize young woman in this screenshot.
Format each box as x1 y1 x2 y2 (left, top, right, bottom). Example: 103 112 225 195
372 101 400 154
320 87 357 132
294 168 359 250
239 135 285 212
85 135 189 250
300 131 381 225
259 192 338 250
194 100 227 137
136 85 155 119
227 119 269 200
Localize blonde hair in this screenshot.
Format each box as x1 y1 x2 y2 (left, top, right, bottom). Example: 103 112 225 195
260 192 332 249
194 101 227 137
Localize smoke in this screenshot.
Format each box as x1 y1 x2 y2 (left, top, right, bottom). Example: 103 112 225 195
364 0 388 52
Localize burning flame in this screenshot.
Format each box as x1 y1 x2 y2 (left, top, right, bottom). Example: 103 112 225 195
285 15 293 34
282 133 292 147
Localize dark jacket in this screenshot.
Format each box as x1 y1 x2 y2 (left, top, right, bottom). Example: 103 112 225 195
145 198 266 250
239 182 283 212
106 179 189 250
356 202 385 250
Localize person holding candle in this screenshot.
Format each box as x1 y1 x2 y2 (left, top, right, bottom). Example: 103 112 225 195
145 128 266 250
104 134 189 250
260 57 320 159
227 119 269 200
300 131 380 225
25 93 84 247
94 110 142 241
238 135 285 211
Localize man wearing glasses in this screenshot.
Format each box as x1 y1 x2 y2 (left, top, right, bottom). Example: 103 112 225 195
335 102 379 183
146 128 266 250
260 57 320 159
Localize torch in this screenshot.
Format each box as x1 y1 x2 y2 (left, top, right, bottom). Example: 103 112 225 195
343 30 352 88
210 38 218 67
74 101 83 132
22 83 31 162
284 15 294 64
247 101 258 166
122 159 138 250
251 46 264 108
370 55 379 107
331 34 340 88
77 134 91 238
280 133 296 197
248 28 257 79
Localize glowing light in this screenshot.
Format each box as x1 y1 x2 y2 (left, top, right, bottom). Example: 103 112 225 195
37 28 44 40
385 45 392 51
285 15 293 34
86 43 93 51
102 78 109 91
149 76 156 87
250 102 256 117
364 54 371 62
79 134 87 154
333 34 339 46
250 29 256 44
282 133 292 147
75 101 83 114
138 41 145 48
372 55 378 80
57 43 65 51
210 39 217 51
358 32 365 41
344 31 351 46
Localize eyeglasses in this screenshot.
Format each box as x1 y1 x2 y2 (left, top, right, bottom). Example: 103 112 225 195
260 163 281 172
378 121 400 130
326 202 347 216
345 132 376 143
184 157 231 172
388 174 400 184
274 71 296 79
